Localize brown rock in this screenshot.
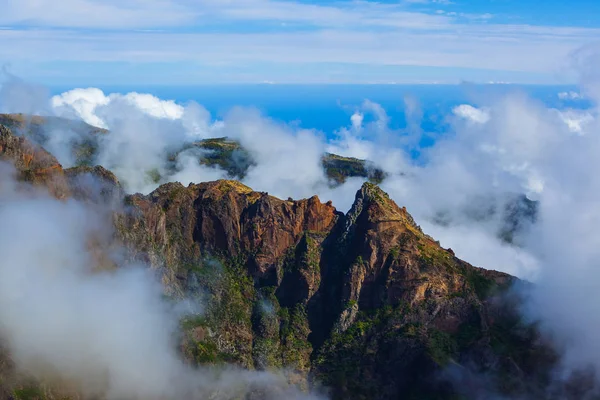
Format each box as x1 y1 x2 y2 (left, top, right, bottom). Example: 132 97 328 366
0 124 70 198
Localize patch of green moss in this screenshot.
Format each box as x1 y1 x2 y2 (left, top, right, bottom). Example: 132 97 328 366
417 241 498 300
465 270 495 299
279 304 312 371
417 242 455 271
13 387 45 400
193 340 236 364
252 337 281 369
301 233 321 274
146 168 162 184
389 246 401 259
426 329 458 366
181 314 209 330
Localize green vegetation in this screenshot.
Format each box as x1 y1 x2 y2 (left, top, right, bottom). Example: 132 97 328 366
146 168 162 184
322 153 385 184
280 304 313 371
426 329 458 365
300 233 321 274
193 138 254 178
418 240 497 300
72 138 99 167
180 256 256 367
13 387 45 400
456 320 483 348
463 269 495 299
176 138 386 184
252 287 282 369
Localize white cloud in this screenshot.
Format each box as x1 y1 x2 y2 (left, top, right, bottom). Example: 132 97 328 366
452 104 490 124
51 88 184 128
8 71 600 386
556 109 595 134
0 0 452 30
0 26 585 83
0 0 595 83
51 88 111 128
558 90 584 100
0 0 196 29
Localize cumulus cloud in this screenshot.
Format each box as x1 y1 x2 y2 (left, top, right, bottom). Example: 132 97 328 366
51 88 184 129
452 104 490 124
45 87 223 193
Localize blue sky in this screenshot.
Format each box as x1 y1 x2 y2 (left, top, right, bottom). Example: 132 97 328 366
1 0 599 85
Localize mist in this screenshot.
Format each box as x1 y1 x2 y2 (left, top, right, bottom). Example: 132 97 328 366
1 59 600 394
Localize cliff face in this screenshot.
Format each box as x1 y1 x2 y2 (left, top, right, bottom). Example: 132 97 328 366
113 176 556 399
0 124 566 399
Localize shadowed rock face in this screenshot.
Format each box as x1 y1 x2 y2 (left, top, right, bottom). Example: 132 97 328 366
0 124 579 399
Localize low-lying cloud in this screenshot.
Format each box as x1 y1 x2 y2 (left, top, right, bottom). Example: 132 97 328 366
1 67 600 391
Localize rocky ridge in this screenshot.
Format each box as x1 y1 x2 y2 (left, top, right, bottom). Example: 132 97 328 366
0 122 578 400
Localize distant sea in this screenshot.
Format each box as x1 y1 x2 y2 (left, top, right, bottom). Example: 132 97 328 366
48 84 586 144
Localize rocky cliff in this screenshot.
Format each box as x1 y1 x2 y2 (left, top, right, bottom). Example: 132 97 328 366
0 123 574 399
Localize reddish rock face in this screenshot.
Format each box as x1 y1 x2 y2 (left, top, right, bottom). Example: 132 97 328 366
120 180 340 287
0 125 70 198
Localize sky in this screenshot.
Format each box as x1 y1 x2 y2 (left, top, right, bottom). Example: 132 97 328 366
1 0 599 85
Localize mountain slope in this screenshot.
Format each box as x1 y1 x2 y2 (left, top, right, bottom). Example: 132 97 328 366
112 171 557 398
0 122 572 400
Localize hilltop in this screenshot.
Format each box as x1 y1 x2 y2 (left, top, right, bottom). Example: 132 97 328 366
0 113 385 185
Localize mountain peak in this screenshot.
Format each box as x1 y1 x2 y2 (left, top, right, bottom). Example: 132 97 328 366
352 181 423 234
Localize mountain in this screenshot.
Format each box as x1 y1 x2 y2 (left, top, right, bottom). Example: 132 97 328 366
0 113 536 244
0 122 578 400
0 113 384 185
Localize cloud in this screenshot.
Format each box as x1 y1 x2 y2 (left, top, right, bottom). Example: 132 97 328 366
555 109 595 134
0 0 196 29
452 104 490 124
558 90 584 100
0 25 586 85
0 0 454 31
51 88 111 128
52 88 185 129
0 0 596 83
4 51 600 390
